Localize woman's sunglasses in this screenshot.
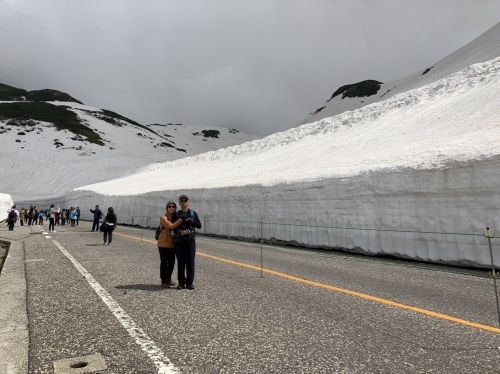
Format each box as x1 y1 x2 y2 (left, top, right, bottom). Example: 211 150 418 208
167 205 176 208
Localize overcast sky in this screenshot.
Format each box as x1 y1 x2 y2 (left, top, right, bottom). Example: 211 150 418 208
1 0 499 135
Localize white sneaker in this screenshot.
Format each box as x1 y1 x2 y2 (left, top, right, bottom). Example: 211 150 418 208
52 231 56 233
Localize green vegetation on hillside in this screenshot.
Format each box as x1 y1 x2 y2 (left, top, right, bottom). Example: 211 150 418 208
328 80 382 101
0 102 104 145
26 89 83 104
193 129 220 138
0 83 27 101
0 83 83 103
101 109 162 137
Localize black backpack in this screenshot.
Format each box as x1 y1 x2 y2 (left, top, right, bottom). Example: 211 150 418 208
8 210 17 221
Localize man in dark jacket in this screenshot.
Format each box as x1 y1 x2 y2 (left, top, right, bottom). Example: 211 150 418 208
173 195 201 290
90 205 102 232
7 206 19 231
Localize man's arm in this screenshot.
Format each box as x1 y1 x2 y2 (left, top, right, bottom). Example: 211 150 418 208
188 211 202 229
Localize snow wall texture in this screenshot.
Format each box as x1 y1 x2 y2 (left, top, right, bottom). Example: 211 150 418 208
0 193 14 221
26 155 500 269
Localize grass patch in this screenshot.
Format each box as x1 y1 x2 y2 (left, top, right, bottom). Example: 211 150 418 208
0 102 104 145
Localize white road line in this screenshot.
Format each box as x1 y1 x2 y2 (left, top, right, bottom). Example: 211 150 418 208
44 236 51 238
52 240 178 374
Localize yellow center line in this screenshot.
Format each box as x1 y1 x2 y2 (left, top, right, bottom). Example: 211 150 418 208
115 231 500 334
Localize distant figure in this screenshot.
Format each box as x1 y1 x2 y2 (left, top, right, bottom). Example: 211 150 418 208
37 210 45 225
173 195 201 290
7 206 19 231
69 207 77 227
102 207 117 245
90 205 103 232
61 209 67 226
19 208 25 227
157 201 183 288
27 205 36 226
76 207 81 225
55 209 61 226
47 205 57 233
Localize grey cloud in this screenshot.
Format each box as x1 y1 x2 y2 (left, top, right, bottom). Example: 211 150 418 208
1 0 500 135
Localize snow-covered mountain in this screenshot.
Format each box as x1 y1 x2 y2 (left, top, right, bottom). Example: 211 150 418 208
301 21 500 126
0 86 260 200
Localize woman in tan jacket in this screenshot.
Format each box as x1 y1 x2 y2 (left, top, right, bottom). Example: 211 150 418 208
157 201 183 288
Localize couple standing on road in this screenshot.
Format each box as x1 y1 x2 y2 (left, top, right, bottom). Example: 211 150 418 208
156 195 201 290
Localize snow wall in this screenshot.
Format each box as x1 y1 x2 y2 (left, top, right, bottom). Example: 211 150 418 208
27 155 500 269
0 193 14 221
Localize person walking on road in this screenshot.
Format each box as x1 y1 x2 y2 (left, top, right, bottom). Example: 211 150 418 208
76 207 81 225
157 201 184 288
173 195 201 290
47 205 57 233
6 206 19 231
90 205 103 232
102 207 117 245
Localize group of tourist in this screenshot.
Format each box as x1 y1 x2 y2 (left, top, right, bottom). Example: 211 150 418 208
4 205 81 233
4 194 202 290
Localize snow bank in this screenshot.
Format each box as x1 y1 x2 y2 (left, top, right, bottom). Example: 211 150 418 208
78 57 500 194
0 193 14 221
47 57 500 268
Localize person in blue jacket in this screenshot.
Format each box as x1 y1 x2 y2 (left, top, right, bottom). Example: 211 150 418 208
69 207 78 227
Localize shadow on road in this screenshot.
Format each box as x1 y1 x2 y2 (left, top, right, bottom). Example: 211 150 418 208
115 284 164 292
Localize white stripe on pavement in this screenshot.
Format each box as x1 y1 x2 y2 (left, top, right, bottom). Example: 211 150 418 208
52 240 178 374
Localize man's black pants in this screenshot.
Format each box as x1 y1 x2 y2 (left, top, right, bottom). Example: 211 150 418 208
92 219 99 231
158 248 176 283
175 240 196 286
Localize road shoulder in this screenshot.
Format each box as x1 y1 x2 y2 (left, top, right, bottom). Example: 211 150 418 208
0 240 28 374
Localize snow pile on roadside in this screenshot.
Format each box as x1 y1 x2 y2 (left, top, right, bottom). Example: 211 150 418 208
0 193 14 221
77 56 500 196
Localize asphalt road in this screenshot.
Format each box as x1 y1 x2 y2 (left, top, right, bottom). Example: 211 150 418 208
6 221 500 373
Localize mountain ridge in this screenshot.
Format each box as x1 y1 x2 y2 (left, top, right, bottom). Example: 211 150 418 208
301 21 500 125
